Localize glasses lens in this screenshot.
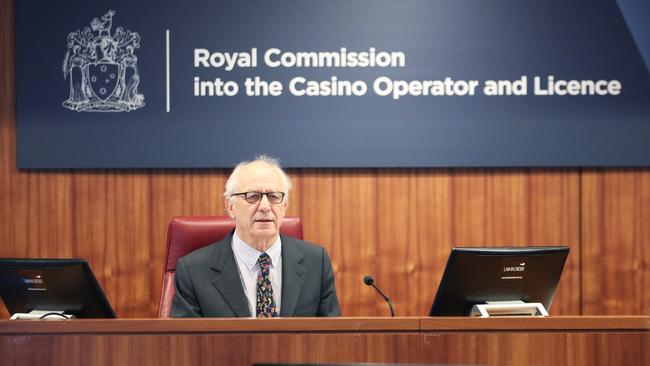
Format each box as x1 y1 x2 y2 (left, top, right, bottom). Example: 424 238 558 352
244 192 262 203
237 192 284 204
267 192 284 204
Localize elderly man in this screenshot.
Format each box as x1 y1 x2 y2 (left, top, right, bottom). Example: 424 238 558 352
171 155 340 317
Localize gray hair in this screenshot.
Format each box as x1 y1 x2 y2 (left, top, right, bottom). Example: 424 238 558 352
223 154 293 202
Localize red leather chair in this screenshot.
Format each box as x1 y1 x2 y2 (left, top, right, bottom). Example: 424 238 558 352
157 215 303 318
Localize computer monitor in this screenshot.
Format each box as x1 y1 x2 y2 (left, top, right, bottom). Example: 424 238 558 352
0 258 116 318
428 246 569 316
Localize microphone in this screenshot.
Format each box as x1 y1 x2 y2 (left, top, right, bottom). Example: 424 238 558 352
363 275 395 317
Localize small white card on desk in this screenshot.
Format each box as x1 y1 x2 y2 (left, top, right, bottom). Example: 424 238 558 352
10 310 75 320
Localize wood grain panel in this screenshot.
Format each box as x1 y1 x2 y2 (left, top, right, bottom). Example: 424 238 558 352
0 333 424 366
410 170 454 315
3 333 644 366
1 317 648 366
375 169 411 317
582 170 650 315
106 173 152 316
27 173 74 257
421 332 649 366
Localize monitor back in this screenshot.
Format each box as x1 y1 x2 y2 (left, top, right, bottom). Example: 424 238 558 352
429 246 569 316
0 258 116 318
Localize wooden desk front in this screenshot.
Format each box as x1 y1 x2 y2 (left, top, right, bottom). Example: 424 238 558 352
1 316 648 366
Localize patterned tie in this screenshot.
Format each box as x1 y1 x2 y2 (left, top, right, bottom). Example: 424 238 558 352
256 253 278 318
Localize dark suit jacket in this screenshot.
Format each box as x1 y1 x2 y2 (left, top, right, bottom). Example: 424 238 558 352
171 233 341 317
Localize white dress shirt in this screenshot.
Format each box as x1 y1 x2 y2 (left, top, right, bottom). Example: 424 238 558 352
231 231 282 317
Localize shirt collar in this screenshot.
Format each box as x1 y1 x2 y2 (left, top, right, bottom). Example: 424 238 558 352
232 231 282 270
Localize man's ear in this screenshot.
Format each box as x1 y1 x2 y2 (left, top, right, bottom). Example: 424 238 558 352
224 197 235 219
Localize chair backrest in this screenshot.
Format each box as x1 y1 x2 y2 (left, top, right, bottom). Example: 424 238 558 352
157 215 303 317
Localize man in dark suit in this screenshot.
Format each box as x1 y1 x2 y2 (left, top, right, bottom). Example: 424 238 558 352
171 155 340 317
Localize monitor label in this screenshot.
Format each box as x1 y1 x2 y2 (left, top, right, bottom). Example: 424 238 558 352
500 258 527 280
19 270 48 291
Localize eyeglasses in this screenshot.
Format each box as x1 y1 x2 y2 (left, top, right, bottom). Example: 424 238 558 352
231 191 286 204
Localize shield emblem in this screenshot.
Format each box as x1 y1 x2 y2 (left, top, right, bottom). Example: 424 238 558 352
88 62 119 100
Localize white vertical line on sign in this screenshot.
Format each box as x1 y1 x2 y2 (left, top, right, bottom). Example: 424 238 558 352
166 29 171 112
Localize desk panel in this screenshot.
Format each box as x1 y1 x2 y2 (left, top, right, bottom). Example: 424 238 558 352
1 317 648 366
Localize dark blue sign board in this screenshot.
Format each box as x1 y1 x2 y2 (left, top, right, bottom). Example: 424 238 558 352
15 0 650 168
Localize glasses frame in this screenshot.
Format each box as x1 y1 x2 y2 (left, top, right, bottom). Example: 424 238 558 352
231 191 286 204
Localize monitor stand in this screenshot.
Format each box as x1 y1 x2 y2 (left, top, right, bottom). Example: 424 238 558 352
10 310 76 320
470 300 549 317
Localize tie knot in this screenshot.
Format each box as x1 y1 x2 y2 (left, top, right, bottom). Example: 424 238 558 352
258 253 272 269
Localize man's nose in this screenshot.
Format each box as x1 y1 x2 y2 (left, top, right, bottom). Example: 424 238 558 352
257 194 271 211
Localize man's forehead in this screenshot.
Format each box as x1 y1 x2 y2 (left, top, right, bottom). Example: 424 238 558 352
236 162 284 189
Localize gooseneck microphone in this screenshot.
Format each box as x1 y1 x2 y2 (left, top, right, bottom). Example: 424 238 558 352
363 275 395 317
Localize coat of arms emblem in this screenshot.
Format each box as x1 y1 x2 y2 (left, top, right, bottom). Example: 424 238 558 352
62 10 145 112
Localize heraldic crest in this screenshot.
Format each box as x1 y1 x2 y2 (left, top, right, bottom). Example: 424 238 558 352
62 10 145 112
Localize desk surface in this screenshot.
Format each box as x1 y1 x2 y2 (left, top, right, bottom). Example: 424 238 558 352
1 316 649 366
1 315 648 334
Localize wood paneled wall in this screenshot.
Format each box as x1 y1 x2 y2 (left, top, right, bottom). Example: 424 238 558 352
582 171 650 315
1 1 648 318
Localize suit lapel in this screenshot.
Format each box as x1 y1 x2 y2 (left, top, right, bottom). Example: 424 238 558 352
280 237 307 316
210 235 251 317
